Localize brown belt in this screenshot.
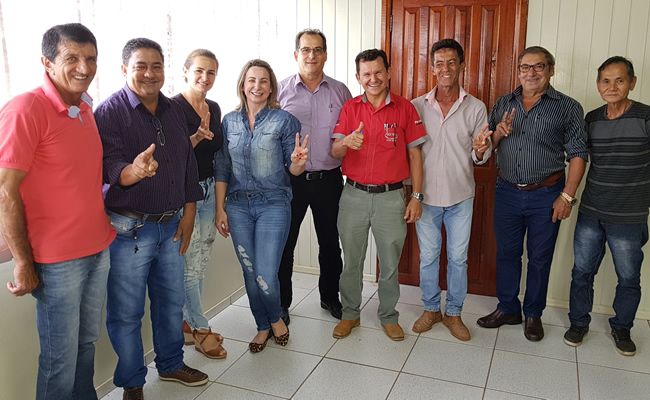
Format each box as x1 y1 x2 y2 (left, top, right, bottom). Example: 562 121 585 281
500 170 564 191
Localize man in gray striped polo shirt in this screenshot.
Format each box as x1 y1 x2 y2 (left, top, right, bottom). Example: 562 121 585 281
477 46 588 342
563 56 650 356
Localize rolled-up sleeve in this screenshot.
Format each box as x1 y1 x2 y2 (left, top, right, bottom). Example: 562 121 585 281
471 102 491 164
563 100 588 161
282 114 302 166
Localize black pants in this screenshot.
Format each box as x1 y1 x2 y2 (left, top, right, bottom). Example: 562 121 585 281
278 167 344 308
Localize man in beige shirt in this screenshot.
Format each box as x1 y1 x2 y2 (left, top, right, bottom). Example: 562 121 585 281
411 39 491 341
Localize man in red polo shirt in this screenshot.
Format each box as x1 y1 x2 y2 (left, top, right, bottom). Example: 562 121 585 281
331 49 426 341
0 23 115 399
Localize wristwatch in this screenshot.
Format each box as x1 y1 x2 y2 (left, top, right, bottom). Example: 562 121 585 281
560 192 577 206
411 192 424 202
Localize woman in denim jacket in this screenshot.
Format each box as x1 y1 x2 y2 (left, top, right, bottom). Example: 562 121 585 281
215 59 309 352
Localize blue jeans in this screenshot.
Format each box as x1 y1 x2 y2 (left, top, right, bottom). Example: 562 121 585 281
494 177 563 317
569 212 648 330
183 178 216 329
226 190 290 331
106 211 185 389
32 249 110 400
415 198 473 316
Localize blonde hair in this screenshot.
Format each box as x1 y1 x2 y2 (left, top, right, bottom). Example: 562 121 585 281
235 59 280 111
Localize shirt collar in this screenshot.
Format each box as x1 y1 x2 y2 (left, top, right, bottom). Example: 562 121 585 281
123 84 170 112
41 73 93 118
358 90 392 107
424 86 468 105
294 73 330 90
239 105 271 121
509 84 560 100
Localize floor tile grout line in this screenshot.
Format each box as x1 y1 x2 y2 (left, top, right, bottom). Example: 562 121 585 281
287 354 327 399
384 333 423 400
190 381 212 400
492 346 579 363
482 326 500 400
210 341 251 383
575 346 582 400
391 369 495 391
208 381 289 399
576 359 650 376
482 388 545 400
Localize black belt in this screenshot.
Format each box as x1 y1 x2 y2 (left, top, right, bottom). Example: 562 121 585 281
109 208 180 224
346 179 403 193
302 168 341 181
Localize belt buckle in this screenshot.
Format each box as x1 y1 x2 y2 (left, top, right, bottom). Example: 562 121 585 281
516 183 529 190
156 209 176 223
305 171 323 180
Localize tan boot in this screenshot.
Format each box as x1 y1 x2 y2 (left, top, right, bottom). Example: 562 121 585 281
333 319 360 338
443 314 471 341
411 311 442 333
382 323 405 341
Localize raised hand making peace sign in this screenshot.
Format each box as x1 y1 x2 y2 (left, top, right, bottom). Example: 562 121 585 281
290 132 310 167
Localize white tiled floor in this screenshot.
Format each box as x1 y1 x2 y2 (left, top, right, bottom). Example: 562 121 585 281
104 272 650 400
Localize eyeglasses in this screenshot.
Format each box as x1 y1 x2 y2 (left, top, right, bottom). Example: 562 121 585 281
298 47 325 56
152 117 165 146
518 63 547 73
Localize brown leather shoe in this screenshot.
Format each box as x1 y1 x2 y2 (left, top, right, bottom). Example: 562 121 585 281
477 309 522 328
412 311 442 333
524 317 544 341
333 319 360 338
158 364 208 387
382 323 405 341
193 328 227 359
442 314 471 341
123 387 143 400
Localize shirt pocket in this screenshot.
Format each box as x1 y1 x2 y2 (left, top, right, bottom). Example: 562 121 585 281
257 131 280 151
378 123 403 151
227 131 243 148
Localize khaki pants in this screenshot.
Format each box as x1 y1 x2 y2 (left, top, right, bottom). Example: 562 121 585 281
337 184 407 324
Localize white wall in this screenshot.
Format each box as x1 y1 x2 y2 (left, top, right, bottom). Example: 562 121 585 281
526 0 650 318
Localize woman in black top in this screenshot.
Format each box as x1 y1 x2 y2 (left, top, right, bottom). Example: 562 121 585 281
172 49 226 359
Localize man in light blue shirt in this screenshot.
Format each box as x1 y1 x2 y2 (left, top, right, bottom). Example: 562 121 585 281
277 29 352 324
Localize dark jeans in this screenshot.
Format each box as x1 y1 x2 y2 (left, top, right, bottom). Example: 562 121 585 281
278 168 344 308
494 177 563 317
568 212 648 330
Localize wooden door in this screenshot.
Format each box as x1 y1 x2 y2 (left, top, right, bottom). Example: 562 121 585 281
383 0 528 295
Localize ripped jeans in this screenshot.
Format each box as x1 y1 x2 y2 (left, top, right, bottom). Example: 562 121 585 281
225 190 291 331
183 178 217 329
